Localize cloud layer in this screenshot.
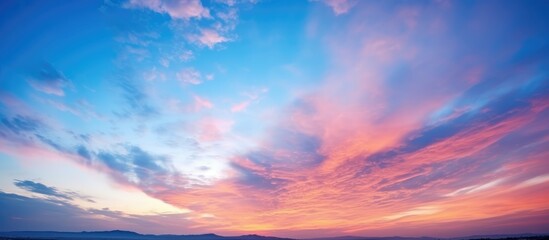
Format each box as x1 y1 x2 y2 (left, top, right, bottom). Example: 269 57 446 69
0 0 548 238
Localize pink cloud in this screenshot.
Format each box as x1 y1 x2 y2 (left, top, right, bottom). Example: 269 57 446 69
321 0 355 15
197 118 233 142
230 101 250 113
126 0 210 20
230 88 268 113
192 95 214 111
189 29 230 48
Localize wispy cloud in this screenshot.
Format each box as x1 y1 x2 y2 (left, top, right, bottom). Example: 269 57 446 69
126 0 210 20
27 62 72 96
188 28 230 48
177 68 203 85
192 95 214 111
231 88 268 113
14 180 94 202
318 0 355 15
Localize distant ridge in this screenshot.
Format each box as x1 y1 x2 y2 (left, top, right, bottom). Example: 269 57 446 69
0 231 547 240
0 230 293 240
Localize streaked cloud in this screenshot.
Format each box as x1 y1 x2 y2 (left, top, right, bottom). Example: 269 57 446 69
14 180 94 203
27 62 72 96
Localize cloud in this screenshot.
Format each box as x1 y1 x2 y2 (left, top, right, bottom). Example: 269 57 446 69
192 95 214 111
14 180 72 200
383 206 441 221
76 145 92 163
0 114 52 150
143 68 166 82
1 1 548 237
0 191 205 234
117 74 158 117
0 115 42 135
445 179 505 197
231 88 268 112
155 2 549 235
13 180 94 203
179 50 194 62
177 68 203 85
126 0 210 20
27 62 72 96
320 0 355 15
518 174 549 188
197 118 233 142
188 29 230 48
230 101 250 113
94 145 186 194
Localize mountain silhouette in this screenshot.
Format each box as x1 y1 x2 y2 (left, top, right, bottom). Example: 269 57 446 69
0 230 292 240
0 231 546 240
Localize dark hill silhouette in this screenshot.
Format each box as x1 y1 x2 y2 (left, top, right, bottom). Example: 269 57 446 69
0 231 547 240
0 230 293 240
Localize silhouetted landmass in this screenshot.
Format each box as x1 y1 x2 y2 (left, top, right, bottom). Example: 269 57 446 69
0 231 547 240
0 230 291 240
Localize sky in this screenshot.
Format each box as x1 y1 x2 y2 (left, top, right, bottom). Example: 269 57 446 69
0 0 548 238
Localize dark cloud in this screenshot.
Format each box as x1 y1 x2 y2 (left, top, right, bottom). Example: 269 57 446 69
0 191 197 233
230 162 289 190
13 180 95 203
14 180 73 200
76 145 93 163
0 114 48 149
0 114 72 153
97 151 131 173
0 191 103 232
35 134 65 152
27 62 71 96
0 115 42 136
96 145 168 179
94 145 185 194
229 127 323 190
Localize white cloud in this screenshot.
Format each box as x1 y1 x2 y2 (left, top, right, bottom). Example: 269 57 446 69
159 58 170 67
445 178 505 197
216 0 236 6
179 50 194 62
517 174 549 188
177 68 202 85
143 68 166 82
126 0 210 20
383 206 440 221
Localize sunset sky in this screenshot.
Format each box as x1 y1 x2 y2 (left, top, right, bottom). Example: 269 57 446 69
1 0 548 238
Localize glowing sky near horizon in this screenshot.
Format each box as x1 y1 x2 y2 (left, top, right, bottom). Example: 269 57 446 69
1 0 549 238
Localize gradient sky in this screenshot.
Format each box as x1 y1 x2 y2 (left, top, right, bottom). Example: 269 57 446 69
1 0 549 238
